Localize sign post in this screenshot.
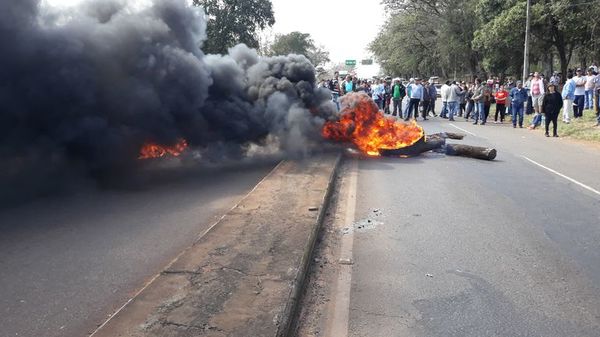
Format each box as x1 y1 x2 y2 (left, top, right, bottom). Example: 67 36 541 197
345 60 357 66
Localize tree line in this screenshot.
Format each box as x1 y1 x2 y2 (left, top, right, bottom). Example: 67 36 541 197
192 0 329 67
370 0 597 80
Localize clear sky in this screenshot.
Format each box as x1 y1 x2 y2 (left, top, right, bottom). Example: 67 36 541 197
45 0 385 74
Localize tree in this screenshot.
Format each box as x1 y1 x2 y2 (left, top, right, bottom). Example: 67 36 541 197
268 31 330 67
307 45 331 67
373 0 480 78
193 0 275 55
473 0 525 78
375 0 598 80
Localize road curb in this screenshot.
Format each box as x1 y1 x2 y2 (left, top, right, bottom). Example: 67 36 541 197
90 152 342 337
278 153 342 337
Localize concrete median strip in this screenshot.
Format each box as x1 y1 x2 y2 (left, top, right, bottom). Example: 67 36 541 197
91 153 341 337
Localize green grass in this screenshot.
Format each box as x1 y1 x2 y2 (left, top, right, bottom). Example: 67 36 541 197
519 108 600 142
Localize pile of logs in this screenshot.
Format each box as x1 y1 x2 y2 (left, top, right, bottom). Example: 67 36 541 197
379 132 497 161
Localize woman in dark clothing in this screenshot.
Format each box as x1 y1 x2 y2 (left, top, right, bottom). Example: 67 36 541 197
542 84 563 137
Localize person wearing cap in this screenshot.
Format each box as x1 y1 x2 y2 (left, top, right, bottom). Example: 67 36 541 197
573 68 586 118
561 71 576 123
542 84 563 137
509 81 528 128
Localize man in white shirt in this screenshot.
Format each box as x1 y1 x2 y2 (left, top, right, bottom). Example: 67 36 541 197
447 81 463 121
440 81 450 118
573 68 586 118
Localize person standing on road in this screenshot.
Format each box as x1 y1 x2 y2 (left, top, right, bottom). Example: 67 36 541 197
383 78 392 114
465 82 475 121
405 78 424 121
561 72 575 123
573 68 586 118
458 82 467 117
594 71 600 117
483 83 493 124
585 68 595 110
427 82 437 117
391 79 406 117
440 81 451 119
422 82 432 118
510 81 528 128
527 72 546 129
494 85 509 123
447 81 462 121
372 79 385 110
342 75 353 95
542 84 563 137
472 79 485 125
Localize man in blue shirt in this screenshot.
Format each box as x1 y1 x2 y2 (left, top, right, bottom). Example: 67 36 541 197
561 72 576 123
509 81 528 128
405 78 425 121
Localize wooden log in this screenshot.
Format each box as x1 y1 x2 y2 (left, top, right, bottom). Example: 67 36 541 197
445 144 497 161
428 132 465 140
378 136 445 157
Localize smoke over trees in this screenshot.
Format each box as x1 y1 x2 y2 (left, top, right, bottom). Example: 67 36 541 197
268 32 331 67
192 0 276 54
0 0 335 202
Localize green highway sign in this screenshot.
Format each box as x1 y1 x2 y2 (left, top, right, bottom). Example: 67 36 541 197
345 60 357 66
361 59 373 65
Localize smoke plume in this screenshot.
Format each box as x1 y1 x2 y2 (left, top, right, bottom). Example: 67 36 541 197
0 0 335 200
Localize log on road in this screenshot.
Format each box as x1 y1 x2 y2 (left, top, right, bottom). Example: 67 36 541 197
379 133 497 161
444 144 497 161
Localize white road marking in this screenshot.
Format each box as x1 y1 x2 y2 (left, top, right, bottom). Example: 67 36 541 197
521 156 600 197
449 123 477 136
328 159 358 337
89 161 284 337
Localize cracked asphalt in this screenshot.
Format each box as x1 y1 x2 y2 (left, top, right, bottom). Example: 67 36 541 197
0 161 275 337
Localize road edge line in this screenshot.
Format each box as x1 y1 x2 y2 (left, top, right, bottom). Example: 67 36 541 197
521 155 600 197
449 123 477 136
89 160 286 337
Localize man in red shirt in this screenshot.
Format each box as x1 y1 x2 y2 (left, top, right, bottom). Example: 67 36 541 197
494 85 509 123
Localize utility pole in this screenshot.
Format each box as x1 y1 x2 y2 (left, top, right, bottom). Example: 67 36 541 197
522 0 531 84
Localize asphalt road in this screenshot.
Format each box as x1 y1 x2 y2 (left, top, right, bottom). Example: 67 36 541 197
0 161 276 337
332 116 600 336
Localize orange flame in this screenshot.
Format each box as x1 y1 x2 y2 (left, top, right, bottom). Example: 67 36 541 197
138 139 189 159
322 93 424 156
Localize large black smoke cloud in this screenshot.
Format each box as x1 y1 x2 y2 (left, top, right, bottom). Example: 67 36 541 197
0 0 334 198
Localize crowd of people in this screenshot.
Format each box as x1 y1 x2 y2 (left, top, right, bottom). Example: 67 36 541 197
320 67 600 138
